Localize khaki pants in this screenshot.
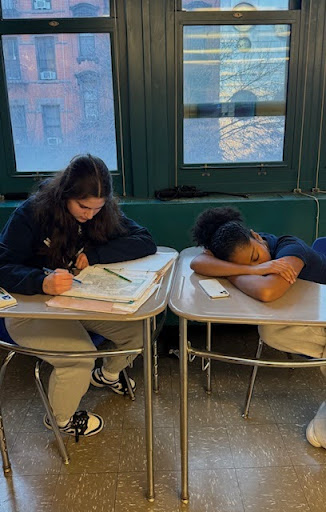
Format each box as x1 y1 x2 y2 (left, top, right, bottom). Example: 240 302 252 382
258 324 326 377
5 317 143 424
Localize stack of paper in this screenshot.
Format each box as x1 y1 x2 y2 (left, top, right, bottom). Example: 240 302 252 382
46 251 177 314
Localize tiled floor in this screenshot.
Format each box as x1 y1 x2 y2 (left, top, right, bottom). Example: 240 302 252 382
1 324 326 512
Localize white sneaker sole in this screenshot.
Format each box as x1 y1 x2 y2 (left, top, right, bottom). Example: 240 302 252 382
306 420 322 448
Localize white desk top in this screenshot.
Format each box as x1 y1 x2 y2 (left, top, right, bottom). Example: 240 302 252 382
0 248 177 322
169 247 326 326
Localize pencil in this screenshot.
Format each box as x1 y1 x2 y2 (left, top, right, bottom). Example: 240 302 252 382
42 267 82 284
103 267 133 283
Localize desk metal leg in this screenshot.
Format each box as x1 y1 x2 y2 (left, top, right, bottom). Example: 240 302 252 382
180 317 189 503
0 351 15 474
152 317 159 393
143 318 154 501
205 322 212 394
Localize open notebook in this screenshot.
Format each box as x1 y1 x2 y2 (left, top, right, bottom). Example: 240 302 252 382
60 267 157 303
46 251 177 314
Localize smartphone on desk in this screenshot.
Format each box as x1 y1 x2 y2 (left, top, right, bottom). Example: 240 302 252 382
199 279 230 299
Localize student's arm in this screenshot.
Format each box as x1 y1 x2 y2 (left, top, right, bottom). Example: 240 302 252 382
191 251 298 282
85 216 157 265
228 256 304 302
0 205 45 295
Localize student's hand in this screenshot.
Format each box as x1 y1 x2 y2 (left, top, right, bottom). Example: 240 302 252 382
42 269 73 295
75 253 89 270
251 258 298 284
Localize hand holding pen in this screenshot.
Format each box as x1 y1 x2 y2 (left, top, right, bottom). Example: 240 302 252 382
42 268 81 296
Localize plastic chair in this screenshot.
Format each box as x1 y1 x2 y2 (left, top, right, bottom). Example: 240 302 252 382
243 236 326 419
0 319 139 473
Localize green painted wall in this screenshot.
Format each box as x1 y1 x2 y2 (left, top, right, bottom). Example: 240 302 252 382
0 194 325 250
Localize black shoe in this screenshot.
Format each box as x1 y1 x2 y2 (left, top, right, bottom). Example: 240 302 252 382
91 368 136 395
44 410 104 442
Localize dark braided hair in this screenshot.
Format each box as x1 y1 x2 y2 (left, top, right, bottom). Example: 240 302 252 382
192 207 252 261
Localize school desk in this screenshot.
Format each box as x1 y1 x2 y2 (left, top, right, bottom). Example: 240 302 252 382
169 247 326 502
0 247 177 502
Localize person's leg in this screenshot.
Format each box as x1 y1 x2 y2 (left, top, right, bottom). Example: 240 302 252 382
81 319 143 374
5 318 96 425
258 324 326 448
82 320 143 394
258 324 326 359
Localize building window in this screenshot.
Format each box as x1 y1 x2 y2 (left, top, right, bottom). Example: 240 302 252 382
10 105 27 144
78 33 97 63
77 71 99 122
3 38 21 80
33 0 51 10
71 3 99 17
42 105 62 145
36 37 57 80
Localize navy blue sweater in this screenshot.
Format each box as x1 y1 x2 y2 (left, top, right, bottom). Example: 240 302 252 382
0 198 157 295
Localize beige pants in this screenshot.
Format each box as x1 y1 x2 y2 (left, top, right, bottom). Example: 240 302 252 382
5 317 143 424
258 324 326 376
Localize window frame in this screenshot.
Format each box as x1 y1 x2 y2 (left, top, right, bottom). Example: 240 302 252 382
174 1 304 193
0 0 130 196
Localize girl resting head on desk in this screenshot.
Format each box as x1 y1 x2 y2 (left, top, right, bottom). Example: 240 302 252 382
191 206 326 303
192 206 326 451
0 154 157 440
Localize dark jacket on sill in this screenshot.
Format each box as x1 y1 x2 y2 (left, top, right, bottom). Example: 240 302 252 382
0 197 157 295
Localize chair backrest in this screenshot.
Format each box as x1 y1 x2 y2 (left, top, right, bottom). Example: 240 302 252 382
0 318 16 345
312 237 326 255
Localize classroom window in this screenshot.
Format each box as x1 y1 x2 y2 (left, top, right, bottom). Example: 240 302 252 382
2 0 109 19
183 24 290 165
182 0 291 11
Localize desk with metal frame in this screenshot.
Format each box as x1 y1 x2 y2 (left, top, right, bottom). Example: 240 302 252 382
169 247 326 503
0 247 177 502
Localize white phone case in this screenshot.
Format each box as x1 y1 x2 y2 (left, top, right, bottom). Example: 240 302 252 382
199 279 230 299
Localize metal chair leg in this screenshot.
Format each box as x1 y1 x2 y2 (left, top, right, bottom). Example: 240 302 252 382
205 322 212 394
152 316 159 393
242 338 264 419
34 360 70 465
0 351 16 474
122 368 135 401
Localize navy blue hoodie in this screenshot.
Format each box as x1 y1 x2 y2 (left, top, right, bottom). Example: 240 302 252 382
0 197 157 295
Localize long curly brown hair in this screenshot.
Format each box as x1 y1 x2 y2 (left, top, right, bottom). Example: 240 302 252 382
32 154 126 268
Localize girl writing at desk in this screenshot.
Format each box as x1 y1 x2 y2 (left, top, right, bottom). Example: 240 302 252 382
191 206 326 451
0 154 156 440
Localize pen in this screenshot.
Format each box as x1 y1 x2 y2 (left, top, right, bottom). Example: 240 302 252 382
103 267 133 283
42 267 82 284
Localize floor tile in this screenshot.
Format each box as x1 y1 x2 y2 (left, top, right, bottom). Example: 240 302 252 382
0 474 58 512
237 466 310 511
2 399 31 432
115 471 179 512
186 426 234 470
9 432 64 475
228 424 292 468
278 423 326 466
52 472 117 512
119 428 177 472
266 390 322 424
61 431 121 474
179 469 244 512
296 465 326 512
220 390 276 425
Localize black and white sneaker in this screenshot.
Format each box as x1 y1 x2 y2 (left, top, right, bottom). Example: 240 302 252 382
44 410 104 442
91 367 136 396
